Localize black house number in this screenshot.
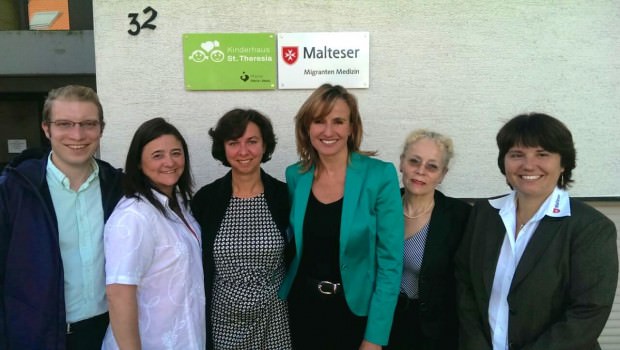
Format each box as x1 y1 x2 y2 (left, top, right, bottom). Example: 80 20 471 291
128 6 158 36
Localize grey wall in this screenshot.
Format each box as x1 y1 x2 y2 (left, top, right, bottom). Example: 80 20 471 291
0 30 95 75
92 1 619 198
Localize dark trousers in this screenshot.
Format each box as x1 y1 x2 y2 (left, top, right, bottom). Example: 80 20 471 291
288 278 367 350
386 294 456 350
66 312 109 350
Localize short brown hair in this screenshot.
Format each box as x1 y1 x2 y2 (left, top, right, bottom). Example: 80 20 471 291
496 113 576 189
209 109 277 167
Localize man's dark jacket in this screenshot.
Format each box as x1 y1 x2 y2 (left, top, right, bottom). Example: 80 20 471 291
0 152 123 350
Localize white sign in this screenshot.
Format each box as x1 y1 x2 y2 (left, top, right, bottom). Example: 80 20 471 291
7 139 27 154
278 32 369 89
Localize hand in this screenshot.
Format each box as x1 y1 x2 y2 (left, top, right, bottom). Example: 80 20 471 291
359 340 382 350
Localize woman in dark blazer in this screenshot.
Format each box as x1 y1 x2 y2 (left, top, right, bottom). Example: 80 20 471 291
278 84 404 350
191 109 292 349
387 129 471 350
455 113 618 349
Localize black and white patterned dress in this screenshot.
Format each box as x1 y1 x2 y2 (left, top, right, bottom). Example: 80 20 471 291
211 193 292 349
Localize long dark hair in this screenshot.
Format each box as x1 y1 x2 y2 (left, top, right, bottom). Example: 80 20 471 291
123 117 194 214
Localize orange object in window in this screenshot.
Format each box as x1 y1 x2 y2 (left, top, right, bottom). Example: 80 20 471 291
28 0 70 30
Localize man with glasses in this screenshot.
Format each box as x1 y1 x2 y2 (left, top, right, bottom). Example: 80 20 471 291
0 85 123 349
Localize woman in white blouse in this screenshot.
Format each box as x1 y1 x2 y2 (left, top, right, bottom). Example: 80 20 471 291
102 118 205 350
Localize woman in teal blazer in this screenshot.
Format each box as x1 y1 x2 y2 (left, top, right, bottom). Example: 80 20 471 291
278 84 404 349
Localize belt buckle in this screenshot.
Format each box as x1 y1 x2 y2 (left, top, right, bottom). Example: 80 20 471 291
317 280 338 295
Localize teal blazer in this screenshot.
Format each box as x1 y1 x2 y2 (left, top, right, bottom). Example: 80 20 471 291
278 153 404 345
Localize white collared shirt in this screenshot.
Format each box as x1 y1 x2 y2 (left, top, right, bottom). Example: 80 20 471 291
487 187 571 350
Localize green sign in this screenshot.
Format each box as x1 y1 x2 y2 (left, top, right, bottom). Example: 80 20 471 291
183 33 277 90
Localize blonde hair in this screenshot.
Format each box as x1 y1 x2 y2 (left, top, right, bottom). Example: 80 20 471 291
401 129 454 168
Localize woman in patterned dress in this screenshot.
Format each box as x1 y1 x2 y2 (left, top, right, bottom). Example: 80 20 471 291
103 118 205 349
386 129 470 349
191 109 292 349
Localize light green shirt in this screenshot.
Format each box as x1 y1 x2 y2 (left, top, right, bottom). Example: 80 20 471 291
46 153 106 323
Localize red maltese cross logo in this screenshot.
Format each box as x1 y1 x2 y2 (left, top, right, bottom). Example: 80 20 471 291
282 46 299 65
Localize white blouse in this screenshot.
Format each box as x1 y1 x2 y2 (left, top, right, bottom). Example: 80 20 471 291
102 190 205 350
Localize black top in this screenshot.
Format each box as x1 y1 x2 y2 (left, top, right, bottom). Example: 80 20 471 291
410 189 471 342
298 191 343 282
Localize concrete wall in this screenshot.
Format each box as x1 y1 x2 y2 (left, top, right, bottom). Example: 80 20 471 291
92 0 619 198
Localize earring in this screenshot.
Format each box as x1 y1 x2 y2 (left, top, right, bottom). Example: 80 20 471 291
560 173 564 187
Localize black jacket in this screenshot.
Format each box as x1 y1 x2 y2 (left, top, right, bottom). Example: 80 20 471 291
417 191 470 342
392 189 471 349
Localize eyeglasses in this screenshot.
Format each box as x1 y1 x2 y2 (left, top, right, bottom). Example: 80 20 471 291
405 157 444 173
47 120 101 131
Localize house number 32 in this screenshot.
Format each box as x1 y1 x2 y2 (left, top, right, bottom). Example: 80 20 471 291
128 6 158 36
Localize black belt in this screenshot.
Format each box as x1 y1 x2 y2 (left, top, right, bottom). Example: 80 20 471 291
306 278 342 295
66 312 109 335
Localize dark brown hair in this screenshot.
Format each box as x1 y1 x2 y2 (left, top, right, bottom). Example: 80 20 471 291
497 112 576 189
209 109 276 166
124 118 194 214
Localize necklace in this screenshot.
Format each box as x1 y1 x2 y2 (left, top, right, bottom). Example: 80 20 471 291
402 197 434 219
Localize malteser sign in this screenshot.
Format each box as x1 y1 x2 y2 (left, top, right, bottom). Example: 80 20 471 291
278 32 369 89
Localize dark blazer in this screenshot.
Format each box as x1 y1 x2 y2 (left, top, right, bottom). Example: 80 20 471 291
190 169 290 347
410 190 471 343
455 196 618 350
